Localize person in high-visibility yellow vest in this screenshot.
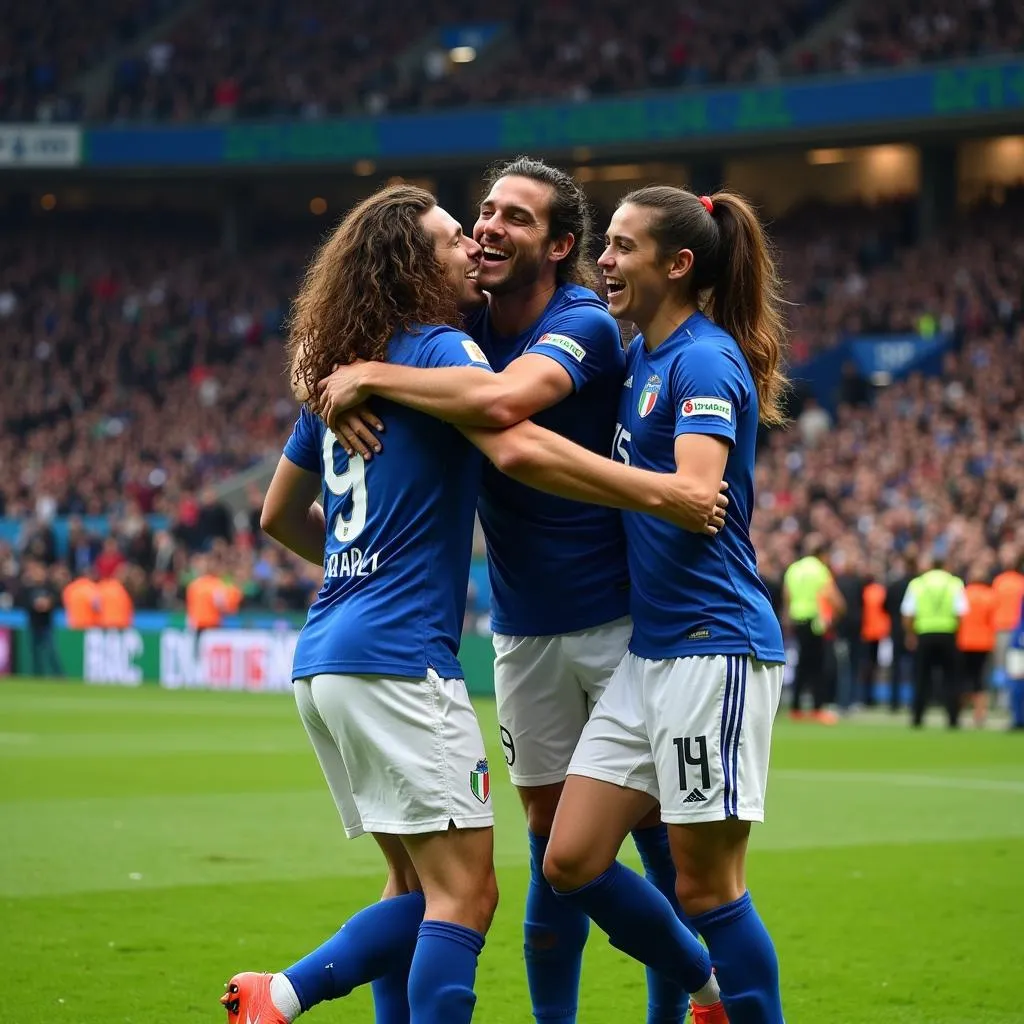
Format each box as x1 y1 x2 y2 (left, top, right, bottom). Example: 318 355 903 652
783 539 846 723
900 555 968 728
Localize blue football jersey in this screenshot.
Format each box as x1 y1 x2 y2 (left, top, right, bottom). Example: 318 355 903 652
470 283 630 636
284 325 491 680
613 312 784 663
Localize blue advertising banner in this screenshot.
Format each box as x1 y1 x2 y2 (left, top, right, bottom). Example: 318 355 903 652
795 333 953 412
82 58 1024 168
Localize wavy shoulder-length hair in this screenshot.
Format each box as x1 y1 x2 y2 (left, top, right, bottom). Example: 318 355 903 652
288 184 460 402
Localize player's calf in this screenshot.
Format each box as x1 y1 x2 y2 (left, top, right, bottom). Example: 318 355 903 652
403 825 498 1024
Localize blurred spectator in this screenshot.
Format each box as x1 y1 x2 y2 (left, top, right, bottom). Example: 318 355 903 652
859 567 891 706
19 517 58 566
884 555 916 711
196 485 234 548
832 548 866 711
837 360 872 409
18 560 63 676
66 517 101 576
797 397 832 448
62 567 101 629
97 565 135 627
958 566 997 728
185 552 241 631
992 556 1024 681
94 536 126 580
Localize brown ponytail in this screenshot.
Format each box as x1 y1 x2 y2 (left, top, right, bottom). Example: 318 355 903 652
705 191 788 426
621 185 789 426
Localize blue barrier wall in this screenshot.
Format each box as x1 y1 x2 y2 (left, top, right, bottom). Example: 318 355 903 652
82 59 1024 168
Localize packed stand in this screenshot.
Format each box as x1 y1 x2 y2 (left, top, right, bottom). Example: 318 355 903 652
9 0 1024 125
0 219 325 617
754 192 1024 591
758 189 1024 586
755 327 1024 592
779 189 1024 360
0 0 181 122
802 0 1024 76
101 0 520 121
100 0 840 121
389 0 839 112
0 221 311 520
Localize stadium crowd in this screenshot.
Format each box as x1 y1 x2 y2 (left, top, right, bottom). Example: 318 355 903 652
0 0 179 123
1 189 1022 632
807 0 1024 76
7 0 1023 123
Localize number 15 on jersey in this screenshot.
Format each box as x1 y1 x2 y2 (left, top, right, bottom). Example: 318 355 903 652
612 423 632 465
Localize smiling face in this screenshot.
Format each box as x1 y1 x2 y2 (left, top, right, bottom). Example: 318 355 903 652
473 175 564 296
420 203 485 311
598 202 694 329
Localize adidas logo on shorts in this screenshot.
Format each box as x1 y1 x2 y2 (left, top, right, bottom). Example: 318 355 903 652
682 788 707 804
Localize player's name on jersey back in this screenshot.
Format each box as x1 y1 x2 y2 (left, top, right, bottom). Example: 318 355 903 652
325 546 380 579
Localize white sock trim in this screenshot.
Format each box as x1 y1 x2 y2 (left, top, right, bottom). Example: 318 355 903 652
270 973 302 1022
690 971 722 1007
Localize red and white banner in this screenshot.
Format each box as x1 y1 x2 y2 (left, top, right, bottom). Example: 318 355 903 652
160 628 298 692
0 627 11 675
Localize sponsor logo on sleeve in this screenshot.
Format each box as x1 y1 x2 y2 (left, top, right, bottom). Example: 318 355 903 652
537 332 586 362
679 397 732 421
461 339 491 365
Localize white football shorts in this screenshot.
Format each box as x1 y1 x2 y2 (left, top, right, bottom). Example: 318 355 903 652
491 616 632 787
294 669 494 839
568 653 783 823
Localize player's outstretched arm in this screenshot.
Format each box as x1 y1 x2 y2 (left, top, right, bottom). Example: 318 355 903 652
260 456 327 566
464 422 727 534
319 355 572 431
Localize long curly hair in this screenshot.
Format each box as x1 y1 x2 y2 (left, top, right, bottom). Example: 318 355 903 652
288 184 460 403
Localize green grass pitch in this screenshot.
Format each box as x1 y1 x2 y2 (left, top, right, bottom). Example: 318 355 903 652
1 680 1022 1024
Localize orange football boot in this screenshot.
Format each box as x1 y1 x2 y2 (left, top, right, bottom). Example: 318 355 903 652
220 972 289 1024
691 999 730 1023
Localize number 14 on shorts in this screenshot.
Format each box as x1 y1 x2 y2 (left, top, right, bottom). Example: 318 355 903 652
674 735 710 802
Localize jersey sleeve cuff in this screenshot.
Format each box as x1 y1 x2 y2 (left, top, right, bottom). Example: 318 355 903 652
529 343 585 392
673 420 736 445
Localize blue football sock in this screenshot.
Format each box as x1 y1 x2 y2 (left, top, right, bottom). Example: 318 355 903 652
691 891 783 1024
370 961 412 1024
555 861 712 996
1011 678 1024 727
407 920 485 1024
632 825 693 1022
283 891 424 1011
524 831 590 1023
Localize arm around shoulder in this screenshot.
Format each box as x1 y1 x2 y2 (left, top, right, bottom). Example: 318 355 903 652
462 422 724 534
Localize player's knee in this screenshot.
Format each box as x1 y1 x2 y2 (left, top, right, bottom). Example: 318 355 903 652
423 868 498 935
520 785 562 836
463 868 500 934
382 863 421 898
542 837 601 893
